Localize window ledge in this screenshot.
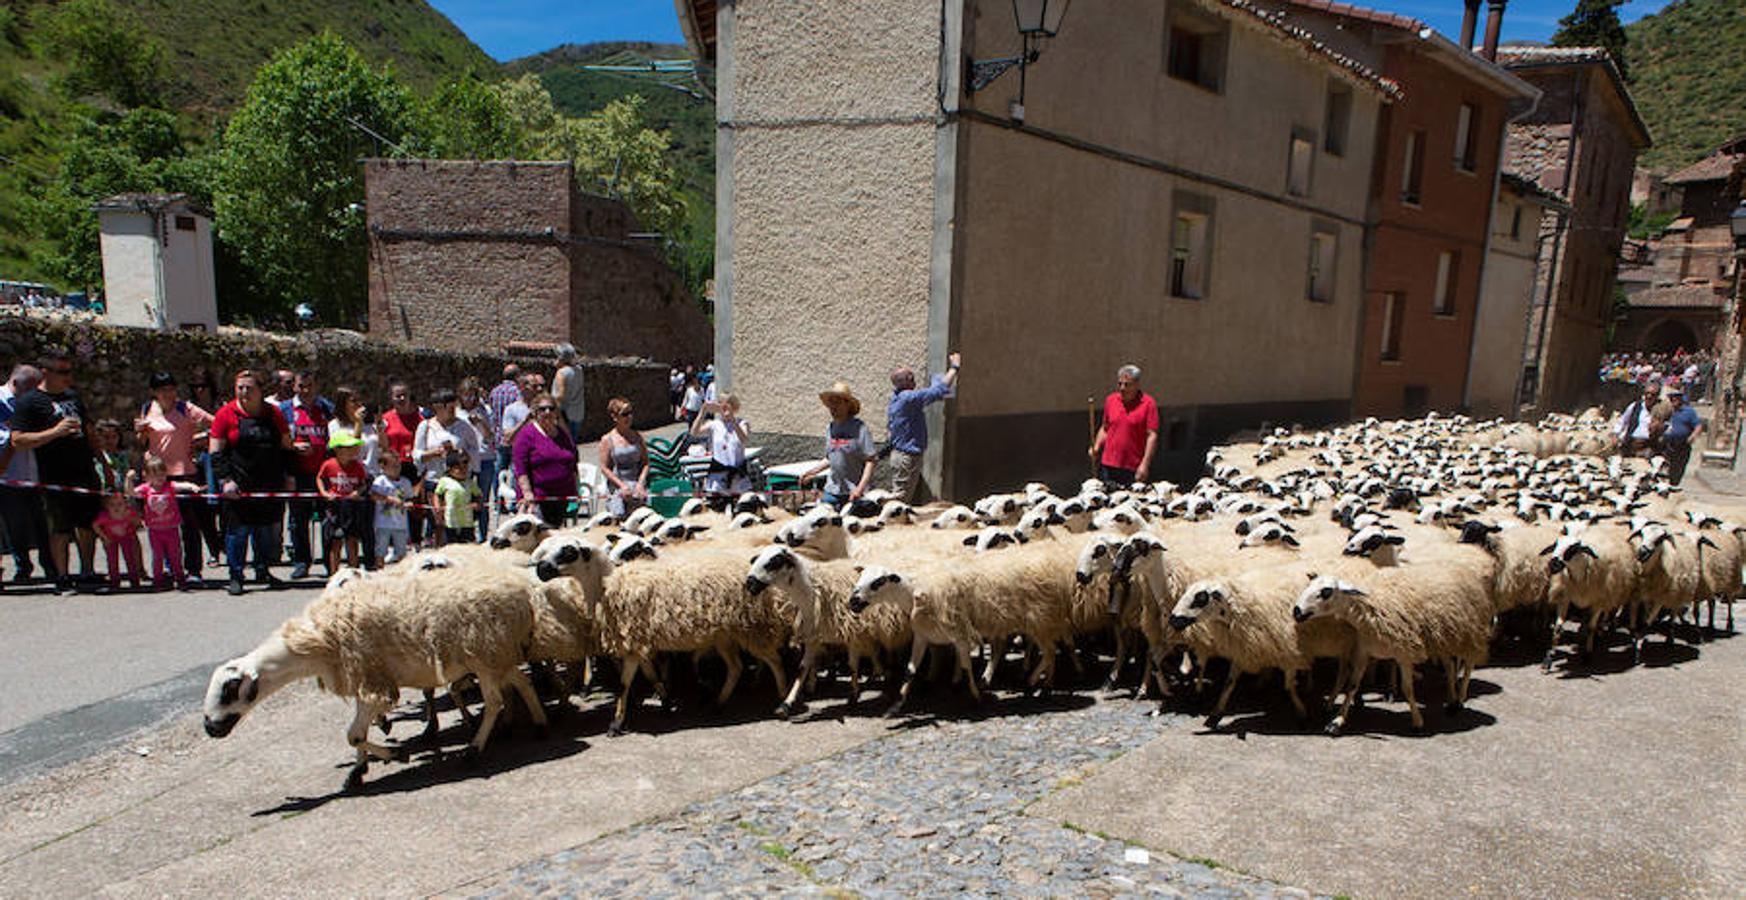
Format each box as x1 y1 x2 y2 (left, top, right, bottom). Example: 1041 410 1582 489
1400 198 1423 209
1453 165 1479 177
1380 359 1403 366
1432 312 1457 320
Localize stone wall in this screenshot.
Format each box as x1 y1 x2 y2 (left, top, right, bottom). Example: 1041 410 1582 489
0 314 670 440
364 159 711 367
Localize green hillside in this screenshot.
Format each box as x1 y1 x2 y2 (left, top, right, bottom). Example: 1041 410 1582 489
1626 0 1746 171
120 0 495 112
0 0 493 283
506 41 714 200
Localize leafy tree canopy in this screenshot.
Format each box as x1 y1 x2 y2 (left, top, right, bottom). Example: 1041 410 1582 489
1552 0 1630 81
31 0 167 108
214 32 418 327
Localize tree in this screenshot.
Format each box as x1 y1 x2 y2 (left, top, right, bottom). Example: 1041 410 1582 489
215 33 418 326
28 109 210 290
420 72 525 160
568 95 687 238
1552 0 1630 81
32 0 166 108
491 73 572 159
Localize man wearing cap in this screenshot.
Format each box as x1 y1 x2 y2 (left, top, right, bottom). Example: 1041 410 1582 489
1089 364 1159 488
1613 381 1660 457
279 370 333 579
801 382 876 508
1660 384 1703 485
886 352 961 503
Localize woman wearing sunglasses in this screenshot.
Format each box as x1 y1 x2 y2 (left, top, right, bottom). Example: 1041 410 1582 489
511 392 578 526
598 397 648 516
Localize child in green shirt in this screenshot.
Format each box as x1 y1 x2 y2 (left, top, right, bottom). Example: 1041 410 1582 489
433 453 482 546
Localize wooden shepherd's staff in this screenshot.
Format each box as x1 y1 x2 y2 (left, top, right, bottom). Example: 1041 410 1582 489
1086 396 1098 478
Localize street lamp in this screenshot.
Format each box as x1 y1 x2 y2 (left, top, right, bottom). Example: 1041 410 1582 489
967 0 1072 121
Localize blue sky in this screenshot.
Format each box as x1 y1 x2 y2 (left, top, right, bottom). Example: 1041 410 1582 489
430 0 1673 63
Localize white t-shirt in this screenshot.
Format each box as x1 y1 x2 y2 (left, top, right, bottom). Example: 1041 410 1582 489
413 416 482 480
371 473 413 531
501 400 530 446
708 417 747 467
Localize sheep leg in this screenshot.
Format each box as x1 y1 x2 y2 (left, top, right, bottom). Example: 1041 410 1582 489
1543 602 1570 672
776 643 817 718
1326 651 1369 736
958 639 988 702
1457 659 1473 708
343 698 397 792
639 658 673 711
461 672 512 764
979 636 1005 686
1135 648 1156 700
713 640 744 708
1204 669 1239 730
504 668 549 738
1063 634 1087 676
1027 639 1058 693
845 647 864 707
1284 669 1307 721
748 641 790 703
1101 629 1127 692
609 655 641 737
1398 661 1423 732
885 637 930 718
420 689 442 740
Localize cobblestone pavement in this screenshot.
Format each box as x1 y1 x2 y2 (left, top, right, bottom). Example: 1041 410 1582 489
457 697 1319 899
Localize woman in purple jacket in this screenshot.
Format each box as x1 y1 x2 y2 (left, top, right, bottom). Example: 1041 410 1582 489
512 393 579 526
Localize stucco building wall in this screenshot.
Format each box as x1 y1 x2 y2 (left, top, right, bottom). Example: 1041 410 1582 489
98 214 161 330
98 204 219 332
716 0 943 443
1468 186 1550 417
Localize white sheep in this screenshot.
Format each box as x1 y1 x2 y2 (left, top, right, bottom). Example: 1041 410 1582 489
530 535 790 735
1627 523 1701 658
1168 566 1355 727
202 566 547 790
489 513 554 551
1542 524 1639 669
1294 557 1494 733
743 546 910 716
929 505 977 529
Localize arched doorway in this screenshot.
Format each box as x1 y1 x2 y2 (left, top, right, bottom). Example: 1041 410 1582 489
1641 318 1699 354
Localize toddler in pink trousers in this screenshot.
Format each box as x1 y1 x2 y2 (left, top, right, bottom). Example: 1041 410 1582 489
135 456 188 589
93 494 144 590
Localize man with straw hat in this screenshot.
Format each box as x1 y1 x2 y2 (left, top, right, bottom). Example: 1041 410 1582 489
801 381 877 508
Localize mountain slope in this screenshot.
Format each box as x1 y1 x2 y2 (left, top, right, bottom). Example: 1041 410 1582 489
1625 0 1746 171
119 0 495 112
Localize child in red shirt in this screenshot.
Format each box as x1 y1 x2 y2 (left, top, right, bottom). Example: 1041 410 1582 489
318 434 371 571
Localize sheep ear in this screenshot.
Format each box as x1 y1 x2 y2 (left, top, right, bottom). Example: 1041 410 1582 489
242 677 259 703
1283 534 1301 547
690 524 711 535
1388 534 1405 545
854 564 865 573
1539 543 1556 556
1305 572 1318 581
1576 545 1599 560
1700 536 1719 549
963 535 977 546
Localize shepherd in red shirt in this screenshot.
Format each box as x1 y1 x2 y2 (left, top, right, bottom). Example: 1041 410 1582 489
1089 364 1158 488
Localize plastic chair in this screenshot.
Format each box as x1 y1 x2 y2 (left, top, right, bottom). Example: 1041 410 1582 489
575 461 609 516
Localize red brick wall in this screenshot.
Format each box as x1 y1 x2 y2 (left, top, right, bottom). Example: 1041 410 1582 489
1353 46 1512 418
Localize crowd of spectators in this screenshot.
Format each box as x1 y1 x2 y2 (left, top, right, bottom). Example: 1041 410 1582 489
1598 349 1716 401
0 344 653 596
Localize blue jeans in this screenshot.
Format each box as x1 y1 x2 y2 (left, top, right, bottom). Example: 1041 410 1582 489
225 521 279 582
821 491 851 509
475 459 497 542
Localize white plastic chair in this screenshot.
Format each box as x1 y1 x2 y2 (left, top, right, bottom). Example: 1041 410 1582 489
575 461 610 516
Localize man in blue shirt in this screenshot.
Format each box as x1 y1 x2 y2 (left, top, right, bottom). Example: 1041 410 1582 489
1660 384 1703 486
886 352 961 503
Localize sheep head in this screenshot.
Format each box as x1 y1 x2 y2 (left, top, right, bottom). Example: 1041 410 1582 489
929 505 976 529
1293 574 1366 623
849 565 911 614
745 545 807 597
606 536 660 565
1169 580 1229 632
1541 533 1599 575
1074 535 1123 585
489 513 552 551
1342 525 1404 558
530 535 611 583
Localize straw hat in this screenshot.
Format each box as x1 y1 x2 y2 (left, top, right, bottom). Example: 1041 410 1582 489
818 381 861 417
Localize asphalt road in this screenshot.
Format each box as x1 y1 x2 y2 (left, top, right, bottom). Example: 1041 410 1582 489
0 582 318 782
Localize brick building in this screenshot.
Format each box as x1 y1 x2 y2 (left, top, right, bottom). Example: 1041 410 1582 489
364 159 710 366
1271 1 1538 419
1499 47 1650 412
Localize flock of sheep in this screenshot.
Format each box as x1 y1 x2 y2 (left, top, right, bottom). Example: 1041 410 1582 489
201 410 1744 791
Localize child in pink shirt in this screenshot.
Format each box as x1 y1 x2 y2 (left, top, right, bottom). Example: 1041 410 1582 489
93 493 144 590
135 456 189 589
